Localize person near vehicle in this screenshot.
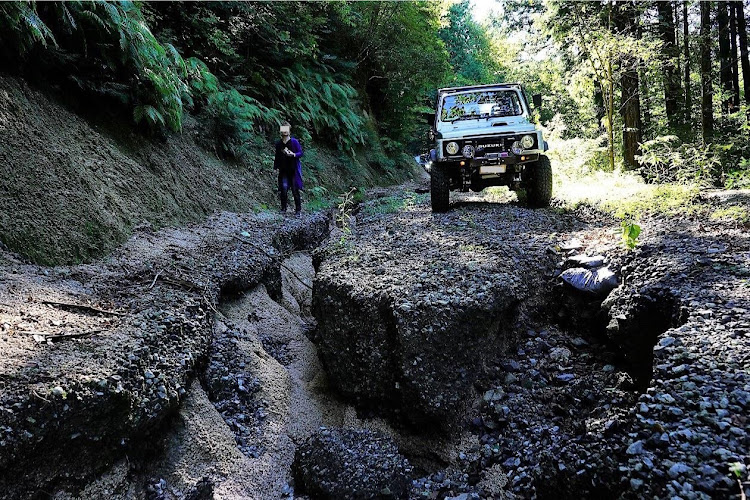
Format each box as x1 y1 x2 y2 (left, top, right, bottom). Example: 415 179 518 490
274 121 304 215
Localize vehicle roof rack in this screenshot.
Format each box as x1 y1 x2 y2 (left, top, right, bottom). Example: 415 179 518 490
437 83 522 94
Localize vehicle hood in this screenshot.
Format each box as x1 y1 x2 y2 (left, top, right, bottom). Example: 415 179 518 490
437 116 536 140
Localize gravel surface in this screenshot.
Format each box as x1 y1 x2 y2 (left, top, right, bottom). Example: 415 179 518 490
310 186 749 499
293 427 413 499
312 190 587 428
1 181 748 499
591 214 750 499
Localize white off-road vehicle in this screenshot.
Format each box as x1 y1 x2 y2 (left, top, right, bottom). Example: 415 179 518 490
416 83 551 212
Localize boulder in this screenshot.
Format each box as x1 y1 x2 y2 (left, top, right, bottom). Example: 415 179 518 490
310 206 559 428
312 278 518 427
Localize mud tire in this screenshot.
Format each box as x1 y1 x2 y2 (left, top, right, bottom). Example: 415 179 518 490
526 154 553 208
430 164 450 213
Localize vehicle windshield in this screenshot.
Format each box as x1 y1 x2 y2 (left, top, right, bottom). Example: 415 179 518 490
440 90 523 122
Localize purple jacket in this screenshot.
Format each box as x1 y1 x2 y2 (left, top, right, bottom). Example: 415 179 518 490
274 137 304 191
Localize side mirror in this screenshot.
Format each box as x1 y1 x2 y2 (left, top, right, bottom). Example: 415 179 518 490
532 93 542 108
422 112 435 127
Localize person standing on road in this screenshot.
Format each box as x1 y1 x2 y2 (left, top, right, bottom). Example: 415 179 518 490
274 121 304 216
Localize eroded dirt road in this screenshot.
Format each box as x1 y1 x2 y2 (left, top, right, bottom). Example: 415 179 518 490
0 185 748 499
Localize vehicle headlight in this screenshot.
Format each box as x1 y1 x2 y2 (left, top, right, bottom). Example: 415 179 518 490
462 144 475 158
446 142 459 155
511 141 524 155
521 135 535 149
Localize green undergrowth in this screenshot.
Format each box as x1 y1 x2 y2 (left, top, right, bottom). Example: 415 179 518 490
296 136 412 214
549 137 749 225
710 206 750 224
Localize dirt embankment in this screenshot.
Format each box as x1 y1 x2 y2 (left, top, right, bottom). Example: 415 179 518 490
0 74 412 265
0 209 332 498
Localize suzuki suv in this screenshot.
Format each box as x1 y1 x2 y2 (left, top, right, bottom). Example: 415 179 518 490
416 83 552 212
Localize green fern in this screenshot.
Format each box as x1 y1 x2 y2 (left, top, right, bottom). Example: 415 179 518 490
1 0 372 149
272 64 365 151
133 104 165 127
0 2 56 50
205 88 281 158
77 9 108 32
57 3 76 32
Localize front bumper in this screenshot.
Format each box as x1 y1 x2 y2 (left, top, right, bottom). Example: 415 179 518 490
468 152 538 167
433 151 539 170
435 132 547 162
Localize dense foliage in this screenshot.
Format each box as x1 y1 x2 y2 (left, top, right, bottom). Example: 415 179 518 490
0 1 451 158
0 1 193 130
1 1 747 187
495 0 750 187
440 1 509 85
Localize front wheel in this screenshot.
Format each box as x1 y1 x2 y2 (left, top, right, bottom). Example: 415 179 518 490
430 164 450 212
526 155 553 208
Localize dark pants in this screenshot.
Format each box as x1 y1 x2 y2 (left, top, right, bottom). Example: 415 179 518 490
278 170 301 213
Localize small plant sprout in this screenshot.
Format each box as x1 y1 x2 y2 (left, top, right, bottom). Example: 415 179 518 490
621 218 641 250
728 462 747 500
335 187 358 248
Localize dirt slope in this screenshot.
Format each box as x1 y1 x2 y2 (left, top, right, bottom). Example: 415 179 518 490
0 74 411 265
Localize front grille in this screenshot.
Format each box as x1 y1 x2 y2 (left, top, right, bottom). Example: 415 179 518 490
444 134 536 158
474 136 518 155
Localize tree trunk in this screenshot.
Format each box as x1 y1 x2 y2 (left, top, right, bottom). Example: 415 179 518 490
594 79 605 131
675 3 683 102
729 1 741 111
683 0 692 123
717 1 732 114
616 1 642 170
700 0 713 141
738 1 750 107
621 66 641 170
640 63 652 135
607 57 615 171
638 21 651 136
657 1 681 128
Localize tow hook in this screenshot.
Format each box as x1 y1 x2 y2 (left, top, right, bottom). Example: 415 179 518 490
512 172 523 189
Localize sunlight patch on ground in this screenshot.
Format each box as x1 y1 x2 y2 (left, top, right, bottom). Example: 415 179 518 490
549 137 707 220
